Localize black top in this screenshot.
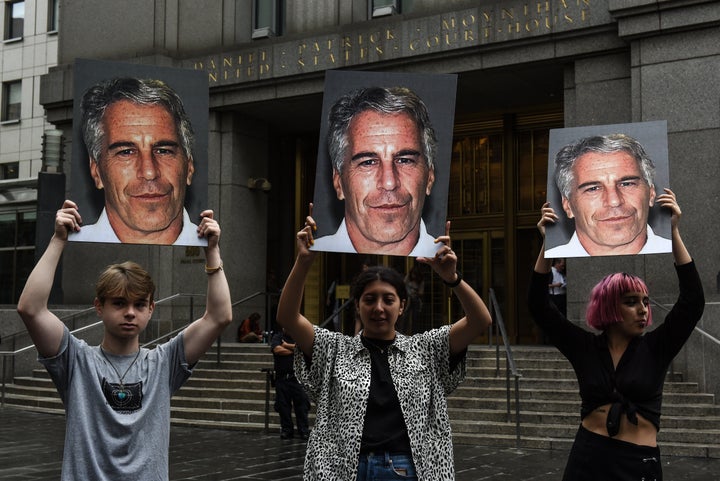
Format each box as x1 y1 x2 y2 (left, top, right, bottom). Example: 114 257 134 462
528 261 704 434
359 336 413 454
271 331 295 375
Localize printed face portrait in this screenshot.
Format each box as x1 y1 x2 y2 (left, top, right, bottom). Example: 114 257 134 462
311 70 456 258
332 110 435 254
90 100 194 238
562 150 655 254
70 59 209 246
89 100 194 242
544 122 671 258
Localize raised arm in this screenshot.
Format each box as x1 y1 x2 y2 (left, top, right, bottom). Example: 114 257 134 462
276 205 318 357
534 202 559 274
656 188 691 266
17 200 82 357
183 211 233 365
417 221 492 356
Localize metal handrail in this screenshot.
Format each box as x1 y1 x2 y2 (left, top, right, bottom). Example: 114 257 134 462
650 299 720 346
141 291 267 365
693 326 720 346
319 298 354 330
231 291 266 308
650 299 720 383
488 288 522 448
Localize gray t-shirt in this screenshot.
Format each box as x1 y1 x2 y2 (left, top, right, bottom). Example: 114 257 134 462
40 327 193 481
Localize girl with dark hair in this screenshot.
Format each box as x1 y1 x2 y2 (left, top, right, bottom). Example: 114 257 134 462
277 206 492 481
528 189 704 481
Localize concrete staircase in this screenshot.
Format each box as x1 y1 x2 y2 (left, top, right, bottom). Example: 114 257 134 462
3 343 720 457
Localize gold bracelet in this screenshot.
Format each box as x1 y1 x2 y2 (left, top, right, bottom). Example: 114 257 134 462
205 262 224 275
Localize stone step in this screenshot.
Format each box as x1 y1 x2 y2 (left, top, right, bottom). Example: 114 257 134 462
200 344 573 364
450 432 720 458
456 375 700 393
5 342 719 457
167 403 720 447
23 364 699 398
446 408 720 429
1 393 64 412
8 377 719 418
451 419 720 445
451 385 715 405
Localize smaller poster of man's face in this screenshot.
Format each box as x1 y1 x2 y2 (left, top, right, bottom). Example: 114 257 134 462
544 120 671 258
69 58 209 246
311 70 457 257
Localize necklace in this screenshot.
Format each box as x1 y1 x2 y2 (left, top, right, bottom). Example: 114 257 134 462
99 346 141 400
362 336 393 354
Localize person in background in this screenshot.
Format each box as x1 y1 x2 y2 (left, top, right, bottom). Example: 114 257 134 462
548 258 567 317
403 263 425 334
529 189 704 481
276 204 492 481
237 312 263 343
270 328 311 440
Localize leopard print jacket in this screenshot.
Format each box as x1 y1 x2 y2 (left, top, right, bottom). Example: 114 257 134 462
294 325 465 481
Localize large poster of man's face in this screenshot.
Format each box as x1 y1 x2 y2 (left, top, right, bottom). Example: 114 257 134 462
69 58 209 246
544 121 671 258
311 70 457 257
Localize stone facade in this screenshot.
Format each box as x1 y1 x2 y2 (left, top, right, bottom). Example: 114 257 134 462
33 0 720 392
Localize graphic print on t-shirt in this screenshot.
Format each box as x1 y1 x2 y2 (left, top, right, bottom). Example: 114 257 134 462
101 378 143 413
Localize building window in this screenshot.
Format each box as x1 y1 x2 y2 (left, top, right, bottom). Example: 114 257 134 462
0 162 19 179
2 81 22 121
371 0 412 17
4 0 25 40
450 133 505 215
252 0 283 39
0 209 35 304
48 0 59 32
516 128 551 212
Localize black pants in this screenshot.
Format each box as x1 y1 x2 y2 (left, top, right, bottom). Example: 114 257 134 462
563 425 662 481
274 375 310 436
550 294 567 317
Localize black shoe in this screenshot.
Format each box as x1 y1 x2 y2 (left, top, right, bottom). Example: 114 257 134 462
280 432 293 440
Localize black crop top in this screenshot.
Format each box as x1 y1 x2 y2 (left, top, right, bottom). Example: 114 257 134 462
528 261 704 434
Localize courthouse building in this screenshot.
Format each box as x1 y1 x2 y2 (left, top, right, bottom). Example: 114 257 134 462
15 0 720 383
0 0 58 307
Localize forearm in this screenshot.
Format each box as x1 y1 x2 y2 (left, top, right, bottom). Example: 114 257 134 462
456 281 491 329
534 242 552 274
18 235 64 318
448 276 492 355
671 227 692 266
204 245 232 328
17 235 66 356
276 254 316 355
183 245 232 365
273 345 294 356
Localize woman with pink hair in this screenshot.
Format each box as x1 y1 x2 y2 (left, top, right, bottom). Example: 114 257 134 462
529 188 704 481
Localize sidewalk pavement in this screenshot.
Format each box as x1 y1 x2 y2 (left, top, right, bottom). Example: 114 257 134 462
1 407 719 480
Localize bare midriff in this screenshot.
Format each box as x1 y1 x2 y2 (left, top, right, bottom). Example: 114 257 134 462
582 403 658 447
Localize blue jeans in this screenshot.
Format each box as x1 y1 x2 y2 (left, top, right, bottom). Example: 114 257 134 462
356 452 417 481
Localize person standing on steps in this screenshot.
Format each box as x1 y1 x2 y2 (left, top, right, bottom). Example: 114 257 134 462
270 328 311 440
